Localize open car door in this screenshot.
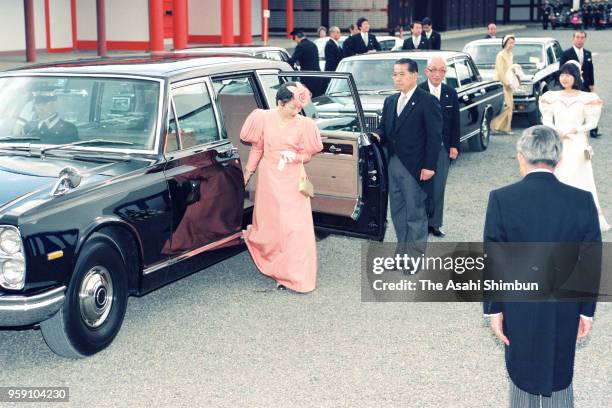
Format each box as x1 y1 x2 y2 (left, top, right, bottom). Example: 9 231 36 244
256 71 388 241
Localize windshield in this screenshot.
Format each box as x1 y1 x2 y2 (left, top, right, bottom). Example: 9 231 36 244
330 59 428 92
464 43 544 66
0 76 160 151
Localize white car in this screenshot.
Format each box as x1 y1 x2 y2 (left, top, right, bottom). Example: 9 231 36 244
463 37 563 124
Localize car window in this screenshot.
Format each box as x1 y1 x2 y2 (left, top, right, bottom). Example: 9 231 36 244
171 82 220 149
212 75 260 151
445 64 459 89
0 76 159 150
465 43 544 67
332 59 427 92
546 47 555 64
379 40 395 51
455 59 473 87
258 73 284 107
165 103 179 152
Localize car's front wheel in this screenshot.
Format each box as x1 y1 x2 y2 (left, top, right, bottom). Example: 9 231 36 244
40 233 128 358
468 111 491 152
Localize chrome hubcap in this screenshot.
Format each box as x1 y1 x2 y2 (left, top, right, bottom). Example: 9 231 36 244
79 266 113 328
481 117 489 145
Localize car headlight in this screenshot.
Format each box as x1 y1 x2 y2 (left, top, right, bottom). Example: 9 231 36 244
514 83 533 96
0 226 25 290
0 260 26 290
0 228 21 255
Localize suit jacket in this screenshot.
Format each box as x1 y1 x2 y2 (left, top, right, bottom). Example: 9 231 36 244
24 115 79 144
288 38 320 71
401 36 430 50
374 87 442 199
288 38 324 96
483 172 601 396
425 30 441 50
324 38 343 72
343 33 381 57
560 47 594 90
418 81 460 151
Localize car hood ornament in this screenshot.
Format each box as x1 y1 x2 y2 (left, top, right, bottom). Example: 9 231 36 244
52 166 82 196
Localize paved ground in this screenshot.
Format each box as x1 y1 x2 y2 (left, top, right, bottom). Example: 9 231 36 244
1 25 610 408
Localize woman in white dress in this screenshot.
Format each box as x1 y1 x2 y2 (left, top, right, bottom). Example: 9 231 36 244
539 61 609 231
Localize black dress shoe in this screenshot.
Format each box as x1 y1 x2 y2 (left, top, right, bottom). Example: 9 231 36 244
276 284 287 291
429 227 446 237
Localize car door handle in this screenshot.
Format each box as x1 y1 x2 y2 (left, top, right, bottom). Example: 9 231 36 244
328 145 342 154
479 88 487 95
217 147 239 162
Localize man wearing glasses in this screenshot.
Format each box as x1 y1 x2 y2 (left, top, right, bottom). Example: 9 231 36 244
419 57 460 238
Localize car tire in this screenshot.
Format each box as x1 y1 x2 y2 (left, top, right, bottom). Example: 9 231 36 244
527 94 543 125
40 233 128 358
468 111 491 152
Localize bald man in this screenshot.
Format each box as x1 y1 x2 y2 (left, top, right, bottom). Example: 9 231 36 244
418 57 460 237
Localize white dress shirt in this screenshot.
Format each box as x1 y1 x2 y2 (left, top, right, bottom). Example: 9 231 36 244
573 46 584 66
428 81 441 100
361 32 368 47
412 35 421 49
397 86 417 116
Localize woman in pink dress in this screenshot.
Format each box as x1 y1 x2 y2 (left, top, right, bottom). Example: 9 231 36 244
240 82 323 292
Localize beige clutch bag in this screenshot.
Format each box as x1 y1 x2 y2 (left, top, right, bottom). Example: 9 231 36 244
298 161 314 198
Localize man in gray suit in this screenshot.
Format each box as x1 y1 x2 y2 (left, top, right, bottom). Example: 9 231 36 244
372 59 442 260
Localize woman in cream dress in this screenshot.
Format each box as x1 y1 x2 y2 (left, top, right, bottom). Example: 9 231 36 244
539 62 609 231
491 35 515 134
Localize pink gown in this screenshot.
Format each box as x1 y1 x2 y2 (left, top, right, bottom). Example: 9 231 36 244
240 109 323 292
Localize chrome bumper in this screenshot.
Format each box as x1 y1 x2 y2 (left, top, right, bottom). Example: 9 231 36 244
513 96 537 113
0 286 65 327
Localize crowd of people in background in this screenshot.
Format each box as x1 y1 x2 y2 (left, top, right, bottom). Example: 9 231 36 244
541 0 612 30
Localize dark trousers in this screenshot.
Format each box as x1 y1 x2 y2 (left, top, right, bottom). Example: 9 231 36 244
388 155 428 258
428 147 450 229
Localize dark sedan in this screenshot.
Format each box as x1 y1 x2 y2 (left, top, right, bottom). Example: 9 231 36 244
0 54 387 357
326 51 504 152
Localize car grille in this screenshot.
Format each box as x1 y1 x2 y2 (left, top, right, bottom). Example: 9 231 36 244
364 113 380 133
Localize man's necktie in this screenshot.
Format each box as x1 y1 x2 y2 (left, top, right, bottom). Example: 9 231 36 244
397 94 407 117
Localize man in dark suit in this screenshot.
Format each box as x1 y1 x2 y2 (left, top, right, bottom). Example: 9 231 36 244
324 26 343 72
419 56 460 237
560 31 598 137
371 58 442 255
23 90 78 144
484 22 497 39
422 17 441 50
401 21 430 51
343 17 381 57
484 125 600 407
288 30 324 97
541 1 552 29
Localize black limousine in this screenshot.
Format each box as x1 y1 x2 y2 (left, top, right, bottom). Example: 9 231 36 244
0 54 387 357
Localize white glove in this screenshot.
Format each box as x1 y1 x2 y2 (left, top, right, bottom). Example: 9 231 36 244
278 150 297 170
